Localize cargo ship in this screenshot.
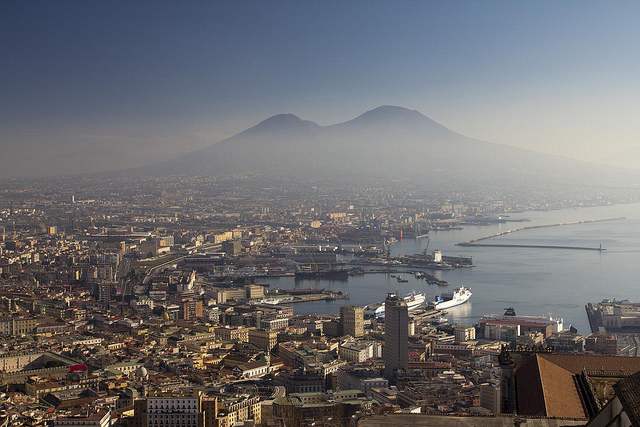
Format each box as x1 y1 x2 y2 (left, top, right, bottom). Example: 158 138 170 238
364 291 426 318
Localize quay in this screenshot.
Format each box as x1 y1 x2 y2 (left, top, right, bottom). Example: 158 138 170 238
288 293 349 303
346 263 448 286
261 290 349 304
257 265 448 285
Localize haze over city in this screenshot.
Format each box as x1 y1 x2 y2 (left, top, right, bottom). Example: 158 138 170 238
3 0 640 177
4 2 640 427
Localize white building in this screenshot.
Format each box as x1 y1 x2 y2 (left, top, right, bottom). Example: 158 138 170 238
146 395 201 427
109 361 144 376
338 341 381 363
235 360 270 378
337 368 388 397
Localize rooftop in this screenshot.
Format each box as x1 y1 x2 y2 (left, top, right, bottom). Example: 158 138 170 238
356 414 586 426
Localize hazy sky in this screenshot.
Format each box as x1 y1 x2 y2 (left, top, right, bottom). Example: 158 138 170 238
2 0 640 177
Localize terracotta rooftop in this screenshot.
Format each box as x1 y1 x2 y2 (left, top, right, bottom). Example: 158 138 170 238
56 409 108 421
356 413 586 426
516 353 640 419
613 370 640 426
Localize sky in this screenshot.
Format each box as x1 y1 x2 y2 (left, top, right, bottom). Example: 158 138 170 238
2 0 640 177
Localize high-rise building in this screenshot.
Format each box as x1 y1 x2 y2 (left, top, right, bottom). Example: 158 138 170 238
480 383 501 413
181 300 203 320
245 284 264 299
383 293 408 382
454 325 476 343
222 240 242 256
98 283 115 303
340 305 364 338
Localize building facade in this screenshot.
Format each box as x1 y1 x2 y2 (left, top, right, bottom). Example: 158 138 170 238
383 293 408 382
248 329 277 352
340 305 364 338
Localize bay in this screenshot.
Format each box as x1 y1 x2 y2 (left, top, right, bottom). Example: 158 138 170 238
267 202 640 334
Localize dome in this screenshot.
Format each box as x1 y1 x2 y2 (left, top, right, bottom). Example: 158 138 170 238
135 366 148 378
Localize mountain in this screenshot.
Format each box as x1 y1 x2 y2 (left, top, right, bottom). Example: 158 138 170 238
145 106 633 190
596 146 640 171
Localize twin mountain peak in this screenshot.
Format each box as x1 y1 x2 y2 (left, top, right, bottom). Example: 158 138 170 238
253 105 438 133
153 105 619 187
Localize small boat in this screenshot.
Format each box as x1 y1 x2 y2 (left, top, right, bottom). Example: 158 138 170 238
431 316 448 325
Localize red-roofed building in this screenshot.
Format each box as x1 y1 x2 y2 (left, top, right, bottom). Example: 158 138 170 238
54 410 111 427
501 351 640 419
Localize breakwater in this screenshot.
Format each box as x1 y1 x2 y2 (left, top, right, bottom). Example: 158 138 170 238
457 243 605 251
456 217 625 250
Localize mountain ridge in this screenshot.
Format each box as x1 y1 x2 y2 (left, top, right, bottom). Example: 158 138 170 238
138 105 634 190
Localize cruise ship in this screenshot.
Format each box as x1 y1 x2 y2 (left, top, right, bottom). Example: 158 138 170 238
433 286 472 310
364 292 426 318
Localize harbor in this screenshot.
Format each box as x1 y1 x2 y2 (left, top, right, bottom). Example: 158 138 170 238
283 204 640 333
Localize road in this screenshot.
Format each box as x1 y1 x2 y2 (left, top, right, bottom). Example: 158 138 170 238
116 256 133 301
141 243 222 285
270 386 286 398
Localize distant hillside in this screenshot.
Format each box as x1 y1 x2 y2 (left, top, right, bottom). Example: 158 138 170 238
597 146 640 171
141 105 636 190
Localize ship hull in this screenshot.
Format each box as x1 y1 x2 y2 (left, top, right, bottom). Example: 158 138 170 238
434 287 472 310
364 292 426 318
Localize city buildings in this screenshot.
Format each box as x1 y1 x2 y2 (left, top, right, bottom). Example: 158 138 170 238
0 173 636 425
129 392 261 427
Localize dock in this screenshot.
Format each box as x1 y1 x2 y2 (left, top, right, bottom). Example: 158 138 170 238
260 290 350 304
345 263 449 286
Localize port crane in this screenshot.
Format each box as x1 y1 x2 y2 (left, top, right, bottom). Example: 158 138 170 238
423 237 430 259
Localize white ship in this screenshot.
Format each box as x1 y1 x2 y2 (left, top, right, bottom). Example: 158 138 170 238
434 286 471 310
364 292 426 318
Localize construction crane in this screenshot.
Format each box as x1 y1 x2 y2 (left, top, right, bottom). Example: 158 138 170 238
423 237 430 259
